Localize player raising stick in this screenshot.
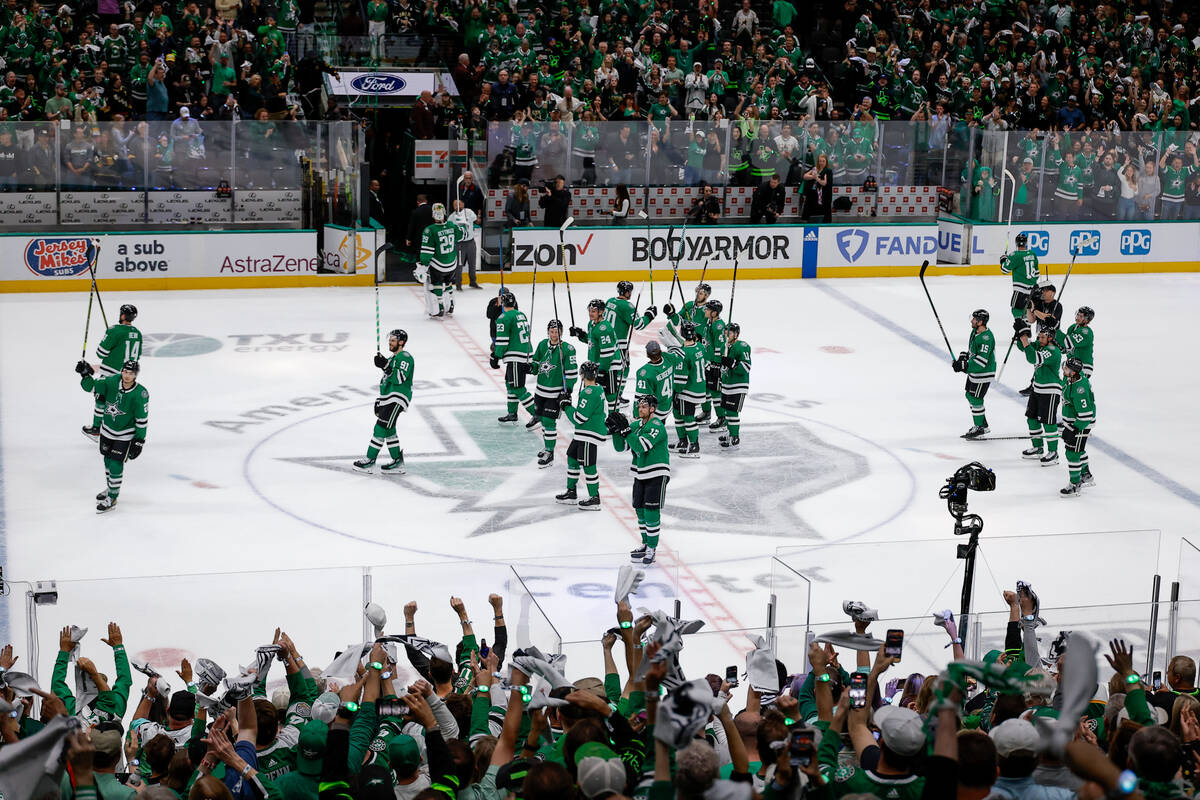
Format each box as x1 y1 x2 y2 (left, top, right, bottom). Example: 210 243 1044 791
671 321 707 459
635 340 674 427
1016 320 1063 466
570 299 621 409
82 303 141 441
1056 306 1095 377
556 361 608 510
354 329 413 474
608 395 671 565
604 281 656 406
1059 356 1096 497
531 319 579 469
492 289 536 425
717 322 751 450
74 358 148 513
663 282 712 348
1000 232 1039 321
700 299 726 427
952 309 996 440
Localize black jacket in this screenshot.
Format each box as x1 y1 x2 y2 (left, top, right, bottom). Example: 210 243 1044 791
751 181 785 215
407 202 434 248
539 186 571 228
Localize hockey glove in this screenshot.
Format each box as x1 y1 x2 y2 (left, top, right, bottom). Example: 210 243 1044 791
999 255 1009 270
489 355 500 370
569 326 588 343
374 352 388 369
128 440 144 460
953 352 968 373
662 302 675 317
643 305 658 322
1012 319 1030 335
75 360 94 377
605 409 629 435
559 397 573 414
721 356 733 368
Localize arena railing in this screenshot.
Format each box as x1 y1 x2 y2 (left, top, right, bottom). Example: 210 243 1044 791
1 119 364 230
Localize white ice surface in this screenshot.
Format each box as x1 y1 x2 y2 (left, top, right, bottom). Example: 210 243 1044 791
1 274 1197 694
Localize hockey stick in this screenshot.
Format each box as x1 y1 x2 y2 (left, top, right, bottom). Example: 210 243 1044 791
86 239 109 329
996 241 1084 384
1002 169 1017 260
964 433 1036 441
552 279 567 395
81 280 97 359
640 210 654 305
728 256 739 325
918 260 956 359
373 242 394 351
1057 234 1089 302
560 216 577 328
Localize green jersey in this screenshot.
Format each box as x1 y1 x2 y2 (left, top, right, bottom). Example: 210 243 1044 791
1002 248 1039 290
419 220 461 270
255 672 318 780
1061 374 1095 431
1161 163 1193 203
565 383 608 445
1056 323 1094 370
824 766 924 799
604 296 653 349
80 373 148 442
531 338 578 399
966 328 996 381
703 317 726 363
1021 339 1063 396
1053 160 1083 201
380 350 415 409
677 342 707 404
494 309 533 364
586 318 620 371
720 339 751 394
612 416 671 480
96 323 143 376
666 300 708 345
636 358 674 412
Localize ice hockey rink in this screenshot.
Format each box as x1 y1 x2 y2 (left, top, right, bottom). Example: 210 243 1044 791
1 272 1198 692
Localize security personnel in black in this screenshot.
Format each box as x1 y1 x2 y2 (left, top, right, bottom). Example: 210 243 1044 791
750 174 786 224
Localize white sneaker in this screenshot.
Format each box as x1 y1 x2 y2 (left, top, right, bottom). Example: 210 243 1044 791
842 600 878 623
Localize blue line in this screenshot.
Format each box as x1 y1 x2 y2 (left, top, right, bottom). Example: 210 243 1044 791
813 281 1200 509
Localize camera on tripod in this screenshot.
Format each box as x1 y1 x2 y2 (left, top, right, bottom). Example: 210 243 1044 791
938 461 995 536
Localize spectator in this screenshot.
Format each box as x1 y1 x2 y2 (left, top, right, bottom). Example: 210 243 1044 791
0 129 16 190
608 184 631 226
1117 160 1140 221
801 153 832 223
504 181 530 228
750 173 785 224
457 171 483 217
538 174 571 228
411 90 435 139
990 719 1075 799
1136 159 1161 220
1090 151 1120 221
687 182 721 224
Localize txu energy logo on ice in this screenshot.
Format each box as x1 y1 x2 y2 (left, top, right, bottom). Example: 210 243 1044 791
141 333 223 357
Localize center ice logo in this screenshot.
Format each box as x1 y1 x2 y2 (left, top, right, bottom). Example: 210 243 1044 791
24 237 94 277
835 229 869 263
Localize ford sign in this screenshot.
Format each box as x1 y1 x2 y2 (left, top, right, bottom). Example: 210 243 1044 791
25 237 95 277
349 73 407 94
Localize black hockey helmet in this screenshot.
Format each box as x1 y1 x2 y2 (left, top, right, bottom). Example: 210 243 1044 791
616 280 634 296
705 299 723 314
1037 321 1056 338
580 360 600 381
636 393 659 408
120 303 138 322
1015 232 1028 249
389 328 408 343
122 359 141 374
680 321 697 340
726 322 741 336
1040 282 1056 294
587 298 606 313
695 282 712 297
1077 306 1095 322
645 340 662 357
972 308 989 324
499 288 516 307
547 319 563 332
1063 356 1084 376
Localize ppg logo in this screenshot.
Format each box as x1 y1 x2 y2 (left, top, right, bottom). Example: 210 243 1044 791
1019 230 1050 256
1120 229 1152 255
1069 230 1101 256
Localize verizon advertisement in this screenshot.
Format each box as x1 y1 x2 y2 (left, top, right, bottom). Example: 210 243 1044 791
0 231 323 287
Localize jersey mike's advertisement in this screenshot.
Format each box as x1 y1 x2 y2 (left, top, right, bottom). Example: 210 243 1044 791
0 231 370 291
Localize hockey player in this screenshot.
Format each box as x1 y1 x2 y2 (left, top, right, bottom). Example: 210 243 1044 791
604 281 657 405
354 329 413 474
1056 306 1095 376
570 299 621 409
952 309 996 439
635 340 674 425
663 282 712 347
82 303 142 441
492 290 536 424
671 322 707 458
556 361 608 510
717 322 751 450
700 299 726 427
418 202 462 318
1000 232 1039 320
607 395 671 565
531 319 579 469
1059 356 1096 497
1016 320 1063 466
74 358 148 512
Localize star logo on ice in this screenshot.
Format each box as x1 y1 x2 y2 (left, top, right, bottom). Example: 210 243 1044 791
835 229 869 263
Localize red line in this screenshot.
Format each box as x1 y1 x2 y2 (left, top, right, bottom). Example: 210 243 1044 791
405 287 753 651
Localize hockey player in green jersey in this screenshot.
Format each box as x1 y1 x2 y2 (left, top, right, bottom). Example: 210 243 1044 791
354 329 414 474
570 299 621 409
1056 306 1095 376
700 299 727 427
671 321 707 459
1016 321 1063 466
604 280 657 405
635 340 674 425
1000 232 1040 320
418 203 462 318
82 303 142 441
531 319 579 469
952 309 996 439
74 358 148 512
492 289 536 424
717 323 751 450
607 394 671 565
663 282 712 347
556 361 608 510
1059 356 1096 497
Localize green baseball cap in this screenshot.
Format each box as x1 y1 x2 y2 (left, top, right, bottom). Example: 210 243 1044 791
296 720 328 776
387 733 422 774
